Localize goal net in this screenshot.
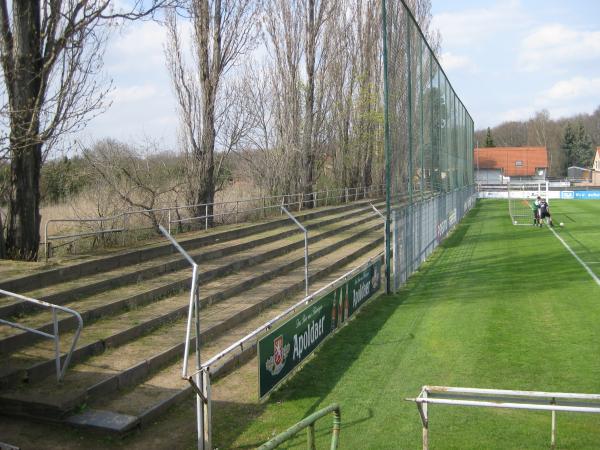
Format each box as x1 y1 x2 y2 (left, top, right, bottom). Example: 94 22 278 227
508 182 549 226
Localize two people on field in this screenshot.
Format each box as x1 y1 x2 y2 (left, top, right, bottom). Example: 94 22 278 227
532 196 553 227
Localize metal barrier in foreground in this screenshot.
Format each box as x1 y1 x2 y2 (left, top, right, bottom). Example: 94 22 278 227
0 289 83 382
258 403 341 450
406 386 600 450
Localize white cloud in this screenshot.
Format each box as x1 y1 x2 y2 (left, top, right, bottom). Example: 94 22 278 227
543 76 600 101
493 76 600 124
107 21 168 73
110 84 159 104
433 0 527 48
519 24 600 71
93 19 193 147
439 52 477 72
497 106 535 123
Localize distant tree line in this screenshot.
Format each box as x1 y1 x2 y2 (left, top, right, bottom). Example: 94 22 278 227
476 107 600 177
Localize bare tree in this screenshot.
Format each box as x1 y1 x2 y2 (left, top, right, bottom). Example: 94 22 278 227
263 0 335 206
301 0 333 204
238 63 294 196
327 0 435 194
262 1 304 194
350 0 382 189
84 138 184 232
165 0 261 225
0 0 176 260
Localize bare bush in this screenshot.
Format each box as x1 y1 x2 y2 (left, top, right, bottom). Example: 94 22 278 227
83 138 184 232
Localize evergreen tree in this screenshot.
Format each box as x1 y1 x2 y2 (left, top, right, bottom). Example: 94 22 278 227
562 123 577 169
574 123 594 166
562 122 593 168
484 127 495 147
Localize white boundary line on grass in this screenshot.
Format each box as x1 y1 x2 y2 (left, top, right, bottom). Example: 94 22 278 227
549 227 600 287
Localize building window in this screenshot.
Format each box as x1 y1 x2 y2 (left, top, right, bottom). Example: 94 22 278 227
515 160 523 167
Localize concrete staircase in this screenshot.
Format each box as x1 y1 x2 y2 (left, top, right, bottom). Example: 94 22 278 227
0 199 385 433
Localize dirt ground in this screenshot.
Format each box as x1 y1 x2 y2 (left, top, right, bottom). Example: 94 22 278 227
0 358 260 450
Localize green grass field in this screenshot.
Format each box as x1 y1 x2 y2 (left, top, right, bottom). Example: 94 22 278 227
219 199 600 449
548 200 600 281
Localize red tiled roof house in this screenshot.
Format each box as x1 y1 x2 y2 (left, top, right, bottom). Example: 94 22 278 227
474 147 548 184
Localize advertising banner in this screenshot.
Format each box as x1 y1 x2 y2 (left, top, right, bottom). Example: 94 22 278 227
258 259 381 398
560 191 574 199
574 190 600 200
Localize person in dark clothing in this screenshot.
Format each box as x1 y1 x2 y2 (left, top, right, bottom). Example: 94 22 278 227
539 199 553 227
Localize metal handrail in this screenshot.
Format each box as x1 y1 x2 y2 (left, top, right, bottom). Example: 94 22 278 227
157 225 208 450
0 289 83 382
258 403 341 450
406 386 600 450
157 225 200 379
281 206 309 297
43 184 385 259
197 252 384 375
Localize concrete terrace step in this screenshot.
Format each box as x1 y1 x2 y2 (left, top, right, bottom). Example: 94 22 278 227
0 227 383 422
0 199 380 296
0 200 382 320
75 248 384 433
0 206 382 357
0 218 382 387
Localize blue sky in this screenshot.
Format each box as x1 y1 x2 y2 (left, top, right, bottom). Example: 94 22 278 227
433 0 600 128
80 0 600 148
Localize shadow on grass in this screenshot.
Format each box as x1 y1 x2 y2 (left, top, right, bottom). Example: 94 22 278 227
223 199 600 449
210 399 268 450
251 202 482 441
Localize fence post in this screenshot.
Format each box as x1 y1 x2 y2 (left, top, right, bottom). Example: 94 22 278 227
52 308 60 382
307 424 316 450
205 204 208 230
551 398 556 448
422 390 429 450
203 369 212 449
44 222 50 261
122 213 127 246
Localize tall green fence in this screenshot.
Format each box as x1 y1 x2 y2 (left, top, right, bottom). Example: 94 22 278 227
382 0 475 290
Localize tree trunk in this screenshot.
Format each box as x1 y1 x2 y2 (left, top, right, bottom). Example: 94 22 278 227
6 142 42 260
194 164 215 228
302 0 317 208
4 0 43 260
0 208 5 258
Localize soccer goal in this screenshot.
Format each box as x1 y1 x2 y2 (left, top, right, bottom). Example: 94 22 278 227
508 181 549 226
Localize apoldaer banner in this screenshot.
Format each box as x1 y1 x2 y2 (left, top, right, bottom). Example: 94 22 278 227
258 259 382 398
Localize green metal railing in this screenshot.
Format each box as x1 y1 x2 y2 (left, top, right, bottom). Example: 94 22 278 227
258 403 341 450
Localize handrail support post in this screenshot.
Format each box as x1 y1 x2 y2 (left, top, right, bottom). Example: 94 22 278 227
0 289 83 383
551 397 556 448
281 206 309 296
52 308 60 382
